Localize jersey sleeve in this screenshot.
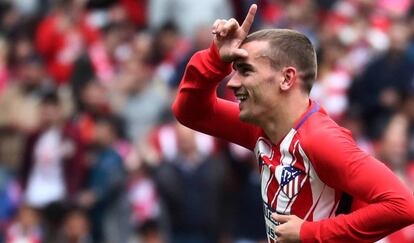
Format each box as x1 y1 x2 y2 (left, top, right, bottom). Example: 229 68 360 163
172 43 260 150
299 121 414 242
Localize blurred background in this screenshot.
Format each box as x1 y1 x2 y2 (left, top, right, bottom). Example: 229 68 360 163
0 0 413 242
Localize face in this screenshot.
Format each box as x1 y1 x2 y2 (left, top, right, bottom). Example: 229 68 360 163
18 206 39 228
94 121 115 146
63 211 90 238
81 81 108 111
40 102 62 127
227 41 284 124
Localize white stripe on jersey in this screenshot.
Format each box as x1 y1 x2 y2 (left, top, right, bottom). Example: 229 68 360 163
279 130 297 166
270 186 282 207
314 186 336 220
275 130 298 214
330 200 340 218
262 165 272 203
299 145 336 221
293 176 299 197
256 138 274 204
291 140 300 166
255 137 274 159
299 143 311 202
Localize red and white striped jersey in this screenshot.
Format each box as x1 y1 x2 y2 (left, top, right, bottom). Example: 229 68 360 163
254 101 344 242
172 43 414 242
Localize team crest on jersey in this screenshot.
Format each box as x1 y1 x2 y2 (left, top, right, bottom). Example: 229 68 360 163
279 166 304 199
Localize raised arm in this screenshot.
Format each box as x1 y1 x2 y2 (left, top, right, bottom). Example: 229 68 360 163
172 5 261 150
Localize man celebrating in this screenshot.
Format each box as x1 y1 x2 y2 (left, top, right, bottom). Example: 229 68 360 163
172 4 414 243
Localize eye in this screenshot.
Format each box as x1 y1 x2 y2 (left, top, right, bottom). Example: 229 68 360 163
233 63 253 77
239 68 251 76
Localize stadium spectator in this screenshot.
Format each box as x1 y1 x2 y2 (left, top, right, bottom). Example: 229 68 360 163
153 122 228 243
168 24 214 89
35 0 100 84
74 80 111 146
109 52 169 143
20 92 85 242
150 21 190 85
5 205 42 243
349 20 414 139
21 92 85 205
77 115 130 243
57 207 92 243
70 21 132 113
376 114 411 186
0 54 53 132
0 163 21 243
225 144 267 243
125 148 160 230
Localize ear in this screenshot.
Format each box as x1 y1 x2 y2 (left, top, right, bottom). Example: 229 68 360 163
280 67 297 91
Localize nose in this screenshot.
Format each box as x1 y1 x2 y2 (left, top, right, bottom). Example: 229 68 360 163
227 73 242 90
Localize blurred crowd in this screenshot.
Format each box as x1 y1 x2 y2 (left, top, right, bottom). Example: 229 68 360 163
0 0 413 243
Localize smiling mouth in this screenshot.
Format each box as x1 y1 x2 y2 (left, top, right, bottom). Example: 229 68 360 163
235 94 248 103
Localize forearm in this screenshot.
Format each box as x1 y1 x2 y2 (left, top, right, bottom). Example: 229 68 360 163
301 194 414 242
172 72 220 126
172 43 259 150
172 43 232 123
302 126 414 242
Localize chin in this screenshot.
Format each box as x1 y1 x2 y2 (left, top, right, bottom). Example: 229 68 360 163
239 113 256 124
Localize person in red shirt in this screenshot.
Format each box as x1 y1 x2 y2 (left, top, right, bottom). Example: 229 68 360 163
35 0 99 84
172 4 414 243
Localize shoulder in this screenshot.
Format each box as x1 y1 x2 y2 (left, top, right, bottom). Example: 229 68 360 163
295 108 374 186
100 149 123 164
297 108 360 163
300 109 352 143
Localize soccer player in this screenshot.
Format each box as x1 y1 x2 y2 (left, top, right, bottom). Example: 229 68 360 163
172 4 414 243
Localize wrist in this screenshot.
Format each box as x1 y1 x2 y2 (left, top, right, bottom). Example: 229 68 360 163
205 41 232 76
300 221 319 243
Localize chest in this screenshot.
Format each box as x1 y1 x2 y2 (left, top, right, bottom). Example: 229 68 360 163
254 133 313 207
34 129 63 167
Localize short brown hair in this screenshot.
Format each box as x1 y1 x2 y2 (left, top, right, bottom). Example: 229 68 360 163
242 29 317 93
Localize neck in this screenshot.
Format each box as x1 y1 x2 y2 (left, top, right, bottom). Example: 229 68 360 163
260 94 310 145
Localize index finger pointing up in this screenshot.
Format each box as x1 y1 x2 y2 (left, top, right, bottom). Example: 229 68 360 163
241 4 257 33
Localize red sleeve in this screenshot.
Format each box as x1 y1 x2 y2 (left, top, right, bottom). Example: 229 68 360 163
172 43 261 150
299 120 414 242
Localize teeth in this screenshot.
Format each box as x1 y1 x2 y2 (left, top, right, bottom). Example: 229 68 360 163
236 95 248 102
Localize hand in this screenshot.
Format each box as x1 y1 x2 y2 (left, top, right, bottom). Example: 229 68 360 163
212 4 257 62
272 213 304 243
